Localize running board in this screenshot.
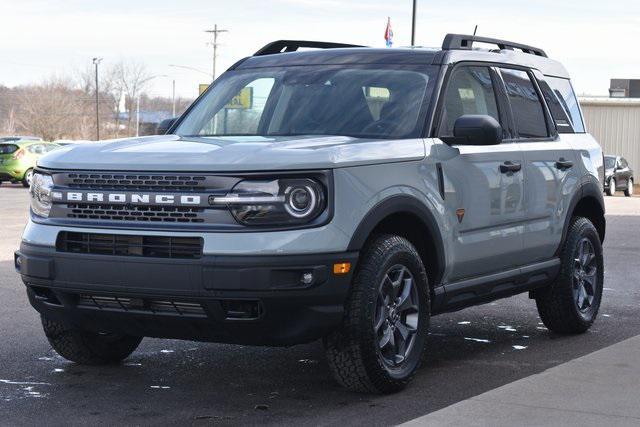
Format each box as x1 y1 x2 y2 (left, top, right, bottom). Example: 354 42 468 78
432 259 560 314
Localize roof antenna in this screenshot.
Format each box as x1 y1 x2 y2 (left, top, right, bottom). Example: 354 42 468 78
473 25 478 36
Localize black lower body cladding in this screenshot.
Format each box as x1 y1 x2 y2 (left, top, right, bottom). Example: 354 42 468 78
15 241 358 346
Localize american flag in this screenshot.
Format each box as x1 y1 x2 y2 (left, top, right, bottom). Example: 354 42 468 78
384 17 393 47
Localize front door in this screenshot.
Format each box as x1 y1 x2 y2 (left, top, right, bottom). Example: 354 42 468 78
432 65 526 282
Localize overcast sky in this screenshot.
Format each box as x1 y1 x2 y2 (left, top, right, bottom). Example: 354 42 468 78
2 0 640 98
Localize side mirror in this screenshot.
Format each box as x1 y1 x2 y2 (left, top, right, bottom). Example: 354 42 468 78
450 115 502 146
156 118 177 135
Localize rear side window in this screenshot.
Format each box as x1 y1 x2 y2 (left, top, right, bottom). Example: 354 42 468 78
500 68 548 138
546 77 585 133
439 66 500 137
0 144 19 154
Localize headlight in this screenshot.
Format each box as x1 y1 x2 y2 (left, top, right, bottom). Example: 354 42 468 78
213 178 326 226
30 172 54 218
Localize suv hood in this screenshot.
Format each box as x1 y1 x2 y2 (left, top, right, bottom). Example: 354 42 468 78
38 135 425 172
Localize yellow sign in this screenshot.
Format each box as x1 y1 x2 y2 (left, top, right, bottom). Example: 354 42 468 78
225 87 253 110
199 84 209 95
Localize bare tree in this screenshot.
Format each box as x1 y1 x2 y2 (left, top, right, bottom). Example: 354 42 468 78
14 77 84 141
110 60 154 134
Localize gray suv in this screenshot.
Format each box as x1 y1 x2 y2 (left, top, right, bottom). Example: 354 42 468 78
16 34 606 393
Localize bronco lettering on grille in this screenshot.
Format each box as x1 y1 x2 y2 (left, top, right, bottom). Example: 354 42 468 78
54 192 201 205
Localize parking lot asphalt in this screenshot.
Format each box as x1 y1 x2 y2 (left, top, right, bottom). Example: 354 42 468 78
1 184 639 426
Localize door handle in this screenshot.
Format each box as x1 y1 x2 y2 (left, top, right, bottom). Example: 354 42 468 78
555 158 574 170
500 161 522 174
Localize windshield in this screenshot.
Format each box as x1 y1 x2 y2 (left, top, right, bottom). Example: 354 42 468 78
175 65 437 139
604 156 616 169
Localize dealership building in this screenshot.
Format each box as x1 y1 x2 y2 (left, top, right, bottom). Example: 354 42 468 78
579 79 640 172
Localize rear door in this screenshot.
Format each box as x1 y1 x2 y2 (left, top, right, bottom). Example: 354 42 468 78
498 67 581 261
432 64 526 282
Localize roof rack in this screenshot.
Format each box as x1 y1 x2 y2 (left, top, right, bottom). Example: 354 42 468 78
441 33 547 57
254 40 365 56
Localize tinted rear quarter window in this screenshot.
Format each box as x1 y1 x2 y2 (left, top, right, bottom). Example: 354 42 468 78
500 68 548 138
538 79 573 133
546 77 585 133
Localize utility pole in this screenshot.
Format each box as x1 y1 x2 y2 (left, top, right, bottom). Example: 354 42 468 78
205 24 228 82
172 79 176 117
136 96 140 137
411 0 417 46
92 57 103 140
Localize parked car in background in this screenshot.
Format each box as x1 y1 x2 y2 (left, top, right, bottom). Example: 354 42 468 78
0 140 60 187
604 155 634 196
0 136 44 143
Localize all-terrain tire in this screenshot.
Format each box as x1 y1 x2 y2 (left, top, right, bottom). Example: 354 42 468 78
535 217 603 334
324 234 430 394
42 317 142 365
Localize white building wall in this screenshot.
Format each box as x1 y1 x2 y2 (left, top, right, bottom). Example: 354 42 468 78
580 97 640 170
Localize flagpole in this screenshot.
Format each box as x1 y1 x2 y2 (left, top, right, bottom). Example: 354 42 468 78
411 0 417 46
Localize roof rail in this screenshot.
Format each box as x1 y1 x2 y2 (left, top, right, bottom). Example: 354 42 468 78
254 40 365 56
441 33 547 58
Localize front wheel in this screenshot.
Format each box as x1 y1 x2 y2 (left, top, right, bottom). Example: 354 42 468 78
535 217 603 334
625 178 634 197
324 234 430 393
22 168 34 188
42 317 142 365
606 178 616 196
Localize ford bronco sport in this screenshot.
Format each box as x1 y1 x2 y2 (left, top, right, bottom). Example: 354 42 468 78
16 35 605 393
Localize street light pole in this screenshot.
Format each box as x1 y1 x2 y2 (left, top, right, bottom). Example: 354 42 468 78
411 0 417 46
205 24 228 82
92 57 103 140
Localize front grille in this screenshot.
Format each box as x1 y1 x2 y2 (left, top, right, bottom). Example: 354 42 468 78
76 294 206 317
57 232 203 259
66 203 205 223
66 173 207 191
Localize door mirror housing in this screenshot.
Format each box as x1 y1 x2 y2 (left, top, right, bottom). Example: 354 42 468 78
445 115 502 146
156 118 177 135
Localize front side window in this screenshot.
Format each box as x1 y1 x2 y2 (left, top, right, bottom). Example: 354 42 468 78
439 66 500 137
176 65 437 139
546 76 585 133
500 68 548 139
620 158 629 168
604 156 616 169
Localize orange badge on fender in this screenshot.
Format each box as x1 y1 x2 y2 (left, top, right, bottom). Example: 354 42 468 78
456 208 465 223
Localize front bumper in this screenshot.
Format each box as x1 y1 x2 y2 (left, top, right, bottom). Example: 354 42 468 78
16 242 358 346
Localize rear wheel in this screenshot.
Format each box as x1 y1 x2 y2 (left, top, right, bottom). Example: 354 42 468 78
22 168 34 188
535 217 603 334
324 234 430 393
624 178 634 197
42 317 142 365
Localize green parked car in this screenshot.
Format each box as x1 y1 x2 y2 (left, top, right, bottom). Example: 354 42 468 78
0 137 60 187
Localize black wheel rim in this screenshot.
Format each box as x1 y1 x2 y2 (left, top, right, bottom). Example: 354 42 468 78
573 237 598 312
374 264 419 368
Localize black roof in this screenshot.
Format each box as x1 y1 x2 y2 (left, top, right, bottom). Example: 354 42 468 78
237 47 439 69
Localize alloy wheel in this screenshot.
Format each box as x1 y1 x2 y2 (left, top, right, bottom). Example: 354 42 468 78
573 238 598 312
374 265 420 368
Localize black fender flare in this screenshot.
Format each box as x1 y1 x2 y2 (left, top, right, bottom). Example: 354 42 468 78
559 176 606 253
347 194 446 284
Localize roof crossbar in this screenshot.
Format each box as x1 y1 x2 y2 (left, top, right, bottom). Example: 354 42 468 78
254 40 365 56
442 33 547 57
